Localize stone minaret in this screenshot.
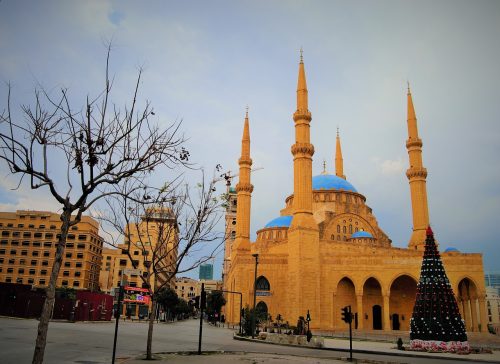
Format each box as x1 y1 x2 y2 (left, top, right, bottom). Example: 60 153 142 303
233 108 253 251
287 51 321 327
406 85 430 251
335 128 346 179
290 51 316 229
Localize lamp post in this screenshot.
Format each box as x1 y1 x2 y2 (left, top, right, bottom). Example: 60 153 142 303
252 253 259 339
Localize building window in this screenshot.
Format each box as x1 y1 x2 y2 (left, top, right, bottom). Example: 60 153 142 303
349 224 352 233
43 251 50 257
62 280 68 286
5 277 12 283
41 270 47 275
75 271 81 277
119 259 127 266
77 243 85 249
45 233 53 239
63 271 70 277
10 249 17 255
39 279 46 285
7 268 14 273
43 242 52 247
31 260 37 266
27 278 34 284
75 262 82 268
16 277 23 283
64 262 71 267
42 261 49 266
337 225 340 233
67 234 75 240
65 252 72 258
34 232 42 238
32 251 39 256
77 253 83 259
66 243 74 248
256 276 271 291
21 250 27 256
23 232 31 238
73 281 80 287
8 258 15 264
18 268 24 274
29 269 36 275
11 241 19 246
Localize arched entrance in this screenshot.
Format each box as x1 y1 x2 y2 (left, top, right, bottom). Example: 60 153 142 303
256 301 268 321
372 305 382 330
389 275 417 331
458 278 479 332
362 277 383 330
335 277 356 329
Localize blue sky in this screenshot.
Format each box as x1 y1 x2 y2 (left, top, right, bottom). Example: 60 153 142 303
1 0 499 279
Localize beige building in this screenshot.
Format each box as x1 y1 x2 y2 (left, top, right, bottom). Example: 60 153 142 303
486 287 500 333
0 210 103 291
224 56 487 333
174 277 200 300
100 208 177 293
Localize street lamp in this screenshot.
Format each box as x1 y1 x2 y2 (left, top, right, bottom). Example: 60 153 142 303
251 253 259 339
306 309 312 342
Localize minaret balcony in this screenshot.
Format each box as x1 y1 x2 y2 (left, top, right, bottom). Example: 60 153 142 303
406 167 427 179
291 142 315 157
406 138 423 149
236 182 254 193
293 111 312 122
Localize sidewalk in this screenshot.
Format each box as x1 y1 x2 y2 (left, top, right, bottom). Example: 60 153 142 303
121 336 500 364
323 337 500 362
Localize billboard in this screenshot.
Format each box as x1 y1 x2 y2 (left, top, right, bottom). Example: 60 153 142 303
123 286 151 305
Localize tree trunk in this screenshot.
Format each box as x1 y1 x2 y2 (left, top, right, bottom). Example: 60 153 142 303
32 209 71 364
146 299 156 360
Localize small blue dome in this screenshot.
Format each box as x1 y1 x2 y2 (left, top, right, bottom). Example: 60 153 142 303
264 215 293 228
351 231 373 239
312 174 357 193
444 247 460 253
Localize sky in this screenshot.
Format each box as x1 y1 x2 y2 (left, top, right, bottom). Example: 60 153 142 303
1 0 499 280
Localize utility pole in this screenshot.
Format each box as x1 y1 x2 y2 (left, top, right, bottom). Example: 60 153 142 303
198 283 206 355
251 253 259 339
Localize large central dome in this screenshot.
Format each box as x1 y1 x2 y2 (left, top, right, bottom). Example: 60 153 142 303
312 174 357 192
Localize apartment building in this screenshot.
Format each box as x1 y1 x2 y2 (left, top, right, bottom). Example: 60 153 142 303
174 277 200 300
0 210 103 290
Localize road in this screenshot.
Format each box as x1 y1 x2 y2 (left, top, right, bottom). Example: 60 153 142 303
0 317 488 364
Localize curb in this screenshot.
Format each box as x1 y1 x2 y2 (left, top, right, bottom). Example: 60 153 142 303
233 334 500 363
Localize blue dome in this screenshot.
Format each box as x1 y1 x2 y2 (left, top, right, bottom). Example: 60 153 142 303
264 215 293 228
444 247 460 252
351 231 373 239
312 174 357 193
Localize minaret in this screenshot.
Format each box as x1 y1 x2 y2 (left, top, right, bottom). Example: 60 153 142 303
290 49 316 228
335 128 346 179
287 50 321 328
234 108 253 251
406 84 430 250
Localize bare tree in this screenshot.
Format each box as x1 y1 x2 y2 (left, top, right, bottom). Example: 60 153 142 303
0 46 190 364
97 171 224 360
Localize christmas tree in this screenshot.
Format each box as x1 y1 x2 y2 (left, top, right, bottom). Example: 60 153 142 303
409 226 469 353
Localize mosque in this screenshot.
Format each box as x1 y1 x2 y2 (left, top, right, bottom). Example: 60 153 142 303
222 55 487 333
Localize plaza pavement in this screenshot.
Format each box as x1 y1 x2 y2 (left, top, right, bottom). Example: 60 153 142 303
121 331 500 364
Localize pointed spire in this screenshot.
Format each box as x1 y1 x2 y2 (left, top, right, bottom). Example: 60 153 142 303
335 128 346 179
241 106 250 159
407 82 419 139
296 49 308 112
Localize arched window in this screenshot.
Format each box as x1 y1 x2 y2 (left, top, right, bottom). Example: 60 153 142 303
355 227 359 232
349 224 352 233
337 235 340 240
337 225 340 233
256 276 270 291
343 226 346 233
343 236 346 241
331 234 335 240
